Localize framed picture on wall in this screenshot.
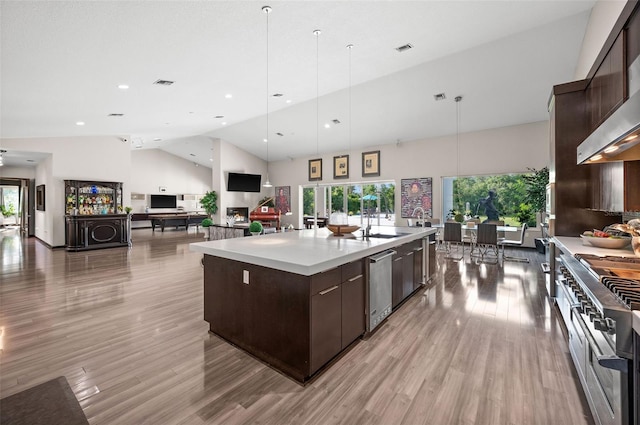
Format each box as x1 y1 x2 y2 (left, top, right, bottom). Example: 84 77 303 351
333 155 349 179
400 178 433 218
308 158 322 181
36 184 45 211
362 150 380 177
275 186 291 214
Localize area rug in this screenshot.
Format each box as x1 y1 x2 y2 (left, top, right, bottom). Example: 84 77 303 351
0 376 89 425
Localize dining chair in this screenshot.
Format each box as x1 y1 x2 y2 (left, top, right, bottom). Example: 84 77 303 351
471 223 499 263
463 218 481 254
498 223 529 262
443 222 464 260
486 219 505 240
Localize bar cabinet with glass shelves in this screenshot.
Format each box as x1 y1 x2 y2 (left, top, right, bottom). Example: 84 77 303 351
64 180 130 251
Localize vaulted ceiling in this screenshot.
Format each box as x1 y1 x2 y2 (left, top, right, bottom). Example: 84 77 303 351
1 1 596 167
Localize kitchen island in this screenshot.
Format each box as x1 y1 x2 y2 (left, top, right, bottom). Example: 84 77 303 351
190 226 435 383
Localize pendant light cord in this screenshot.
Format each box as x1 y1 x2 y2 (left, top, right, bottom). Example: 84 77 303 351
262 6 272 187
314 30 321 157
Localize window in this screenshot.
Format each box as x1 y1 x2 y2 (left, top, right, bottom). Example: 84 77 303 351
302 181 395 226
442 172 540 227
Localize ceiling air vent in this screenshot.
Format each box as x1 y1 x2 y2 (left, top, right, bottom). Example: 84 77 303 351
153 79 175 86
276 132 284 136
272 93 283 97
214 115 224 119
433 93 446 101
332 119 341 124
395 43 413 53
108 113 124 117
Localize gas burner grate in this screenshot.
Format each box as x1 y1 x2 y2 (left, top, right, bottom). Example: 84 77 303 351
602 277 640 309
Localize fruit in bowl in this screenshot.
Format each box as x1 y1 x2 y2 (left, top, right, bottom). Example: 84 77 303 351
580 230 631 249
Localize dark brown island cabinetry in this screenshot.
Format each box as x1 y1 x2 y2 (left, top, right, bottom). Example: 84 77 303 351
392 239 424 309
203 255 365 383
64 180 130 251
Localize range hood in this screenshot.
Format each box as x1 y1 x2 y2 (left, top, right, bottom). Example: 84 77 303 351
577 89 640 164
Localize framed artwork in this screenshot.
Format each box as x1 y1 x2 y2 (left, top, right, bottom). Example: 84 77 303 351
36 184 45 211
400 178 433 218
362 150 380 177
308 158 322 181
333 155 349 179
275 186 291 214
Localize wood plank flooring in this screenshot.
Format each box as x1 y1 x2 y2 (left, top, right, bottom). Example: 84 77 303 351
0 227 594 424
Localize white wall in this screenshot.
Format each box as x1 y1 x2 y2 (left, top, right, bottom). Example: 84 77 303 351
574 0 626 80
266 120 549 229
1 136 131 247
212 139 268 224
130 149 212 213
0 166 36 179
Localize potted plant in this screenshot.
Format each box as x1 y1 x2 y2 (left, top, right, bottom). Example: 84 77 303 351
200 191 218 220
201 218 214 239
522 167 549 226
124 206 133 214
249 221 263 236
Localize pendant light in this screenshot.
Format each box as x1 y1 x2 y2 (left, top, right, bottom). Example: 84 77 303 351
262 5 273 188
313 29 321 228
454 95 462 213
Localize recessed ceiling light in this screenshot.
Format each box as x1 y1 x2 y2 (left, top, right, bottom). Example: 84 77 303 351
154 79 174 86
433 93 446 101
395 43 413 52
263 138 268 143
76 121 85 126
209 158 213 162
118 84 129 90
221 122 227 126
625 134 638 142
324 123 330 129
286 100 292 104
225 94 233 99
590 154 603 161
604 145 619 153
214 115 224 119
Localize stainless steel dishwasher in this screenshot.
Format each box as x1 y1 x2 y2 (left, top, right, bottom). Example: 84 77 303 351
367 249 396 332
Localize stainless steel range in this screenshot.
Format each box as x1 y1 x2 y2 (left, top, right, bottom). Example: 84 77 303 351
554 251 637 425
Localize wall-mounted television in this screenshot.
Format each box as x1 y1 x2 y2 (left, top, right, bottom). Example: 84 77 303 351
227 172 261 192
150 194 177 208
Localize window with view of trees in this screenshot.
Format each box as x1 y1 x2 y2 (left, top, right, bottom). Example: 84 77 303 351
443 169 548 227
303 182 395 226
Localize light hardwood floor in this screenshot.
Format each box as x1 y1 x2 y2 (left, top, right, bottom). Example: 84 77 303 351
0 227 594 425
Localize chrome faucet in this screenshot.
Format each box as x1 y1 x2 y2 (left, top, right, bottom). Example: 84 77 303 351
364 213 372 237
412 206 425 227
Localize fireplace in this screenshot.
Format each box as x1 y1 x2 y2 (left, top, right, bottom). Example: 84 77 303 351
226 207 248 223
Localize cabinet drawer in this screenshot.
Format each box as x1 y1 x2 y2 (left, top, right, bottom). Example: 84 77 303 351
311 267 341 295
341 260 363 282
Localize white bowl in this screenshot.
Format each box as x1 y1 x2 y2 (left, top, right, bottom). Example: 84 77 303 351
580 235 632 249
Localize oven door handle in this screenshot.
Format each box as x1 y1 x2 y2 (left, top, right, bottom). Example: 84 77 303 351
570 306 628 373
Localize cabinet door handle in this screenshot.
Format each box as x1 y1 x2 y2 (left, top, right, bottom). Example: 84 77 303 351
414 247 423 252
348 274 363 282
394 257 403 262
319 285 339 295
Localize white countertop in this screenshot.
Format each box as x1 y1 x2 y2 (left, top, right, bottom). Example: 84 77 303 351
553 236 636 258
190 226 436 276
